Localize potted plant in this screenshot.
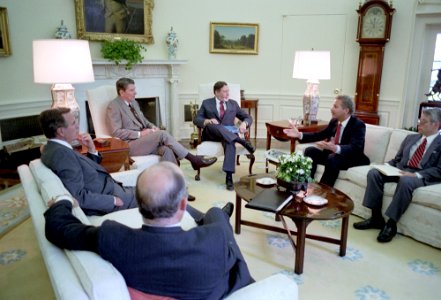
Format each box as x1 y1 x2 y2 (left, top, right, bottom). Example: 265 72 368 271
276 152 314 193
101 39 146 70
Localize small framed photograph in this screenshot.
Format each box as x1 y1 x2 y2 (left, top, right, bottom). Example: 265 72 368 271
74 0 154 43
210 22 259 55
0 7 11 56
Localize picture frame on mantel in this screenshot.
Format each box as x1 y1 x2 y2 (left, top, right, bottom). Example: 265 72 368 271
74 0 154 44
209 22 259 55
0 7 11 56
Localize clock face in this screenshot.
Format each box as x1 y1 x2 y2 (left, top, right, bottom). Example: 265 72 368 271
361 6 386 39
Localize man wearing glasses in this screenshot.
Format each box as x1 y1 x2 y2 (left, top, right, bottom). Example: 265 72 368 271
353 108 441 243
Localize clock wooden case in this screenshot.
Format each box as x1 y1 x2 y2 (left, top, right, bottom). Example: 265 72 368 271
354 0 395 125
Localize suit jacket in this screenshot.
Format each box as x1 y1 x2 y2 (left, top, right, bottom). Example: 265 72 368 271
41 141 118 214
193 97 253 129
45 201 254 300
301 116 369 162
107 97 155 141
389 133 441 183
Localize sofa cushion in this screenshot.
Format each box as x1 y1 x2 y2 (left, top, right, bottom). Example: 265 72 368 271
345 166 398 197
412 184 441 210
364 124 392 163
384 129 413 162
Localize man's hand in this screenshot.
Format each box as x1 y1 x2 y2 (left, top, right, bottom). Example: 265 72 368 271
78 133 96 153
204 118 219 125
283 126 301 138
140 128 158 137
315 141 338 153
239 122 247 133
399 171 417 177
114 197 124 207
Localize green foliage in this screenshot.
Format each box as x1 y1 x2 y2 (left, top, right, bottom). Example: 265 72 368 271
101 39 146 70
276 152 314 183
403 126 418 132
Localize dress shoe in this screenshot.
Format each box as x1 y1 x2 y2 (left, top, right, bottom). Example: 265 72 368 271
226 176 234 191
190 156 217 170
353 217 385 230
188 194 196 201
377 223 397 243
222 202 234 218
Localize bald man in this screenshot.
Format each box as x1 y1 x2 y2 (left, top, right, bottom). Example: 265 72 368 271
45 162 254 299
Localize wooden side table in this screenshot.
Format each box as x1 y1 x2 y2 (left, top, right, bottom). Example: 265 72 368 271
81 138 130 173
265 120 328 172
241 98 258 141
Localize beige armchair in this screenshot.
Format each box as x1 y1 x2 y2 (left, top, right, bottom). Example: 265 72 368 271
86 86 160 171
194 83 255 181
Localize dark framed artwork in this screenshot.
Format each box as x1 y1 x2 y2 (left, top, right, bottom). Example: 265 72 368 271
210 22 259 55
74 0 154 43
0 7 11 56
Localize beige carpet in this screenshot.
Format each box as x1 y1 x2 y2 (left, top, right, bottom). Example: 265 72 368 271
1 149 440 299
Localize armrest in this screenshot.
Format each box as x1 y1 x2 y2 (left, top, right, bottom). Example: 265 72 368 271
110 169 141 187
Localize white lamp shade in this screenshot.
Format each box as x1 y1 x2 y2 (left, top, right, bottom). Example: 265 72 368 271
292 51 331 80
33 39 95 84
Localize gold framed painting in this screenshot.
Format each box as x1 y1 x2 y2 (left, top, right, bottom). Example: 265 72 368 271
0 7 11 56
210 22 259 55
74 0 154 43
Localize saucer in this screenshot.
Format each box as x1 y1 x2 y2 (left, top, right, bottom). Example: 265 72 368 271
256 177 277 186
303 195 328 206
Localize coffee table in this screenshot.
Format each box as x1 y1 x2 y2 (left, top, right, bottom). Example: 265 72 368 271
234 173 353 274
81 138 130 173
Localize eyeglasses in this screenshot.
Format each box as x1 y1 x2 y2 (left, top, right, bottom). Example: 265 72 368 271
417 119 434 125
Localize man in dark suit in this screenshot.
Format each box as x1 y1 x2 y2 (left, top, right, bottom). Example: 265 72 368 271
354 108 441 243
40 107 137 216
107 77 216 170
283 95 370 186
44 161 254 299
193 81 255 190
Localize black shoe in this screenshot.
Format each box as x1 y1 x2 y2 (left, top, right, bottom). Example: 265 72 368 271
377 223 397 243
236 138 256 154
353 217 385 230
191 156 217 170
222 202 234 218
188 194 196 201
226 175 234 191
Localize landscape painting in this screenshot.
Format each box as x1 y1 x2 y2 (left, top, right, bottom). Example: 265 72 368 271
210 22 259 55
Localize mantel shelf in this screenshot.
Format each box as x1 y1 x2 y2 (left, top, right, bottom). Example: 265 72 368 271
92 59 188 66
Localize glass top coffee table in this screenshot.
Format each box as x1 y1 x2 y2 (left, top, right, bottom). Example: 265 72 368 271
234 173 354 274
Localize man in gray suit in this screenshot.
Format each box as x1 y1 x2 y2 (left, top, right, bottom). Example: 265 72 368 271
354 108 441 243
40 107 137 216
107 77 216 171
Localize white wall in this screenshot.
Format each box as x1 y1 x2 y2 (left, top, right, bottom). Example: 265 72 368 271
0 0 438 139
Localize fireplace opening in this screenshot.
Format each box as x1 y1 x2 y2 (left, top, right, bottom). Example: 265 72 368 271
0 115 43 142
86 97 162 135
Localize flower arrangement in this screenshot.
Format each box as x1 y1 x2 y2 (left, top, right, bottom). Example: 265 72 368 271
276 152 314 183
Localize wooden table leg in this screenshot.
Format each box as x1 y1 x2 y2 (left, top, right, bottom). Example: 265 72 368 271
339 215 349 256
265 129 271 173
292 218 309 274
235 194 242 234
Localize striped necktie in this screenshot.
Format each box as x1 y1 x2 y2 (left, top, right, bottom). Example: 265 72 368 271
408 138 427 168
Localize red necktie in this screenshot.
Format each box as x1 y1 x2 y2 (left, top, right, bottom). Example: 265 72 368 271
334 123 342 145
408 138 427 168
219 101 225 119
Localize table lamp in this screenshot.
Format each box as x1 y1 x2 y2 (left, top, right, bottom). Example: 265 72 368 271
292 50 330 125
33 39 95 125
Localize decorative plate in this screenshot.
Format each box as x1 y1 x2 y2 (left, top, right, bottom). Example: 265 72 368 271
303 195 328 206
256 177 277 186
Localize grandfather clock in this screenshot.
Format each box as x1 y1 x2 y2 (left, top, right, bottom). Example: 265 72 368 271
354 0 395 125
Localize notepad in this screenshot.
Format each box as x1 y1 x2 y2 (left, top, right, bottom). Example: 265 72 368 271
223 125 239 134
371 164 402 177
245 189 293 213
